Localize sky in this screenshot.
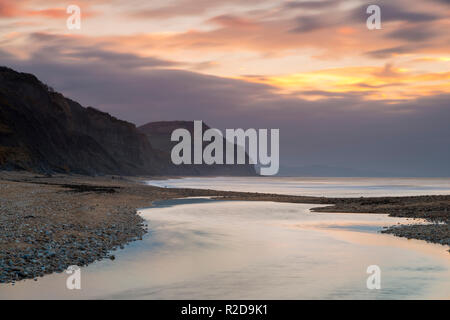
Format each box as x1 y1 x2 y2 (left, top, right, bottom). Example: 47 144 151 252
1 0 450 176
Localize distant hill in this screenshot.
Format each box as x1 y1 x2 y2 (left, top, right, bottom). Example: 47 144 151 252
0 66 255 176
278 165 392 177
139 121 256 176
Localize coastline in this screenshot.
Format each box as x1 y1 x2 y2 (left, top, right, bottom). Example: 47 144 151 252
0 171 449 284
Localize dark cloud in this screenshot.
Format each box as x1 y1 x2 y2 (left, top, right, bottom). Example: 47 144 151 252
387 25 436 42
191 60 219 71
64 48 178 68
289 2 441 39
27 33 179 69
364 45 416 59
293 90 364 98
355 82 404 89
284 0 342 10
290 15 332 33
381 5 439 22
433 0 450 4
0 48 14 59
349 3 440 23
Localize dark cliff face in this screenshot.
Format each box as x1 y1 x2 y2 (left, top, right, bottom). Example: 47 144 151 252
0 67 160 175
139 121 256 176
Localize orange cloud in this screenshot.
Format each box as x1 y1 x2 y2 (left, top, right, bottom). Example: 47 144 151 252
337 27 356 35
26 8 68 19
0 0 21 17
239 65 450 101
0 0 96 19
26 7 96 19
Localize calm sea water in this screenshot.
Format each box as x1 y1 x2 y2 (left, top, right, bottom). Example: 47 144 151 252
1 178 449 299
146 177 450 198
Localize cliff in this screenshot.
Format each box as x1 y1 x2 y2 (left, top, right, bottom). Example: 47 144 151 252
139 121 256 176
0 67 160 175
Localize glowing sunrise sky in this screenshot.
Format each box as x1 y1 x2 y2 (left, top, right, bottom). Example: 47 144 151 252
2 0 450 100
1 0 450 175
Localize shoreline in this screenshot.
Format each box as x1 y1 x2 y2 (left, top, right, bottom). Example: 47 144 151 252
0 172 449 284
